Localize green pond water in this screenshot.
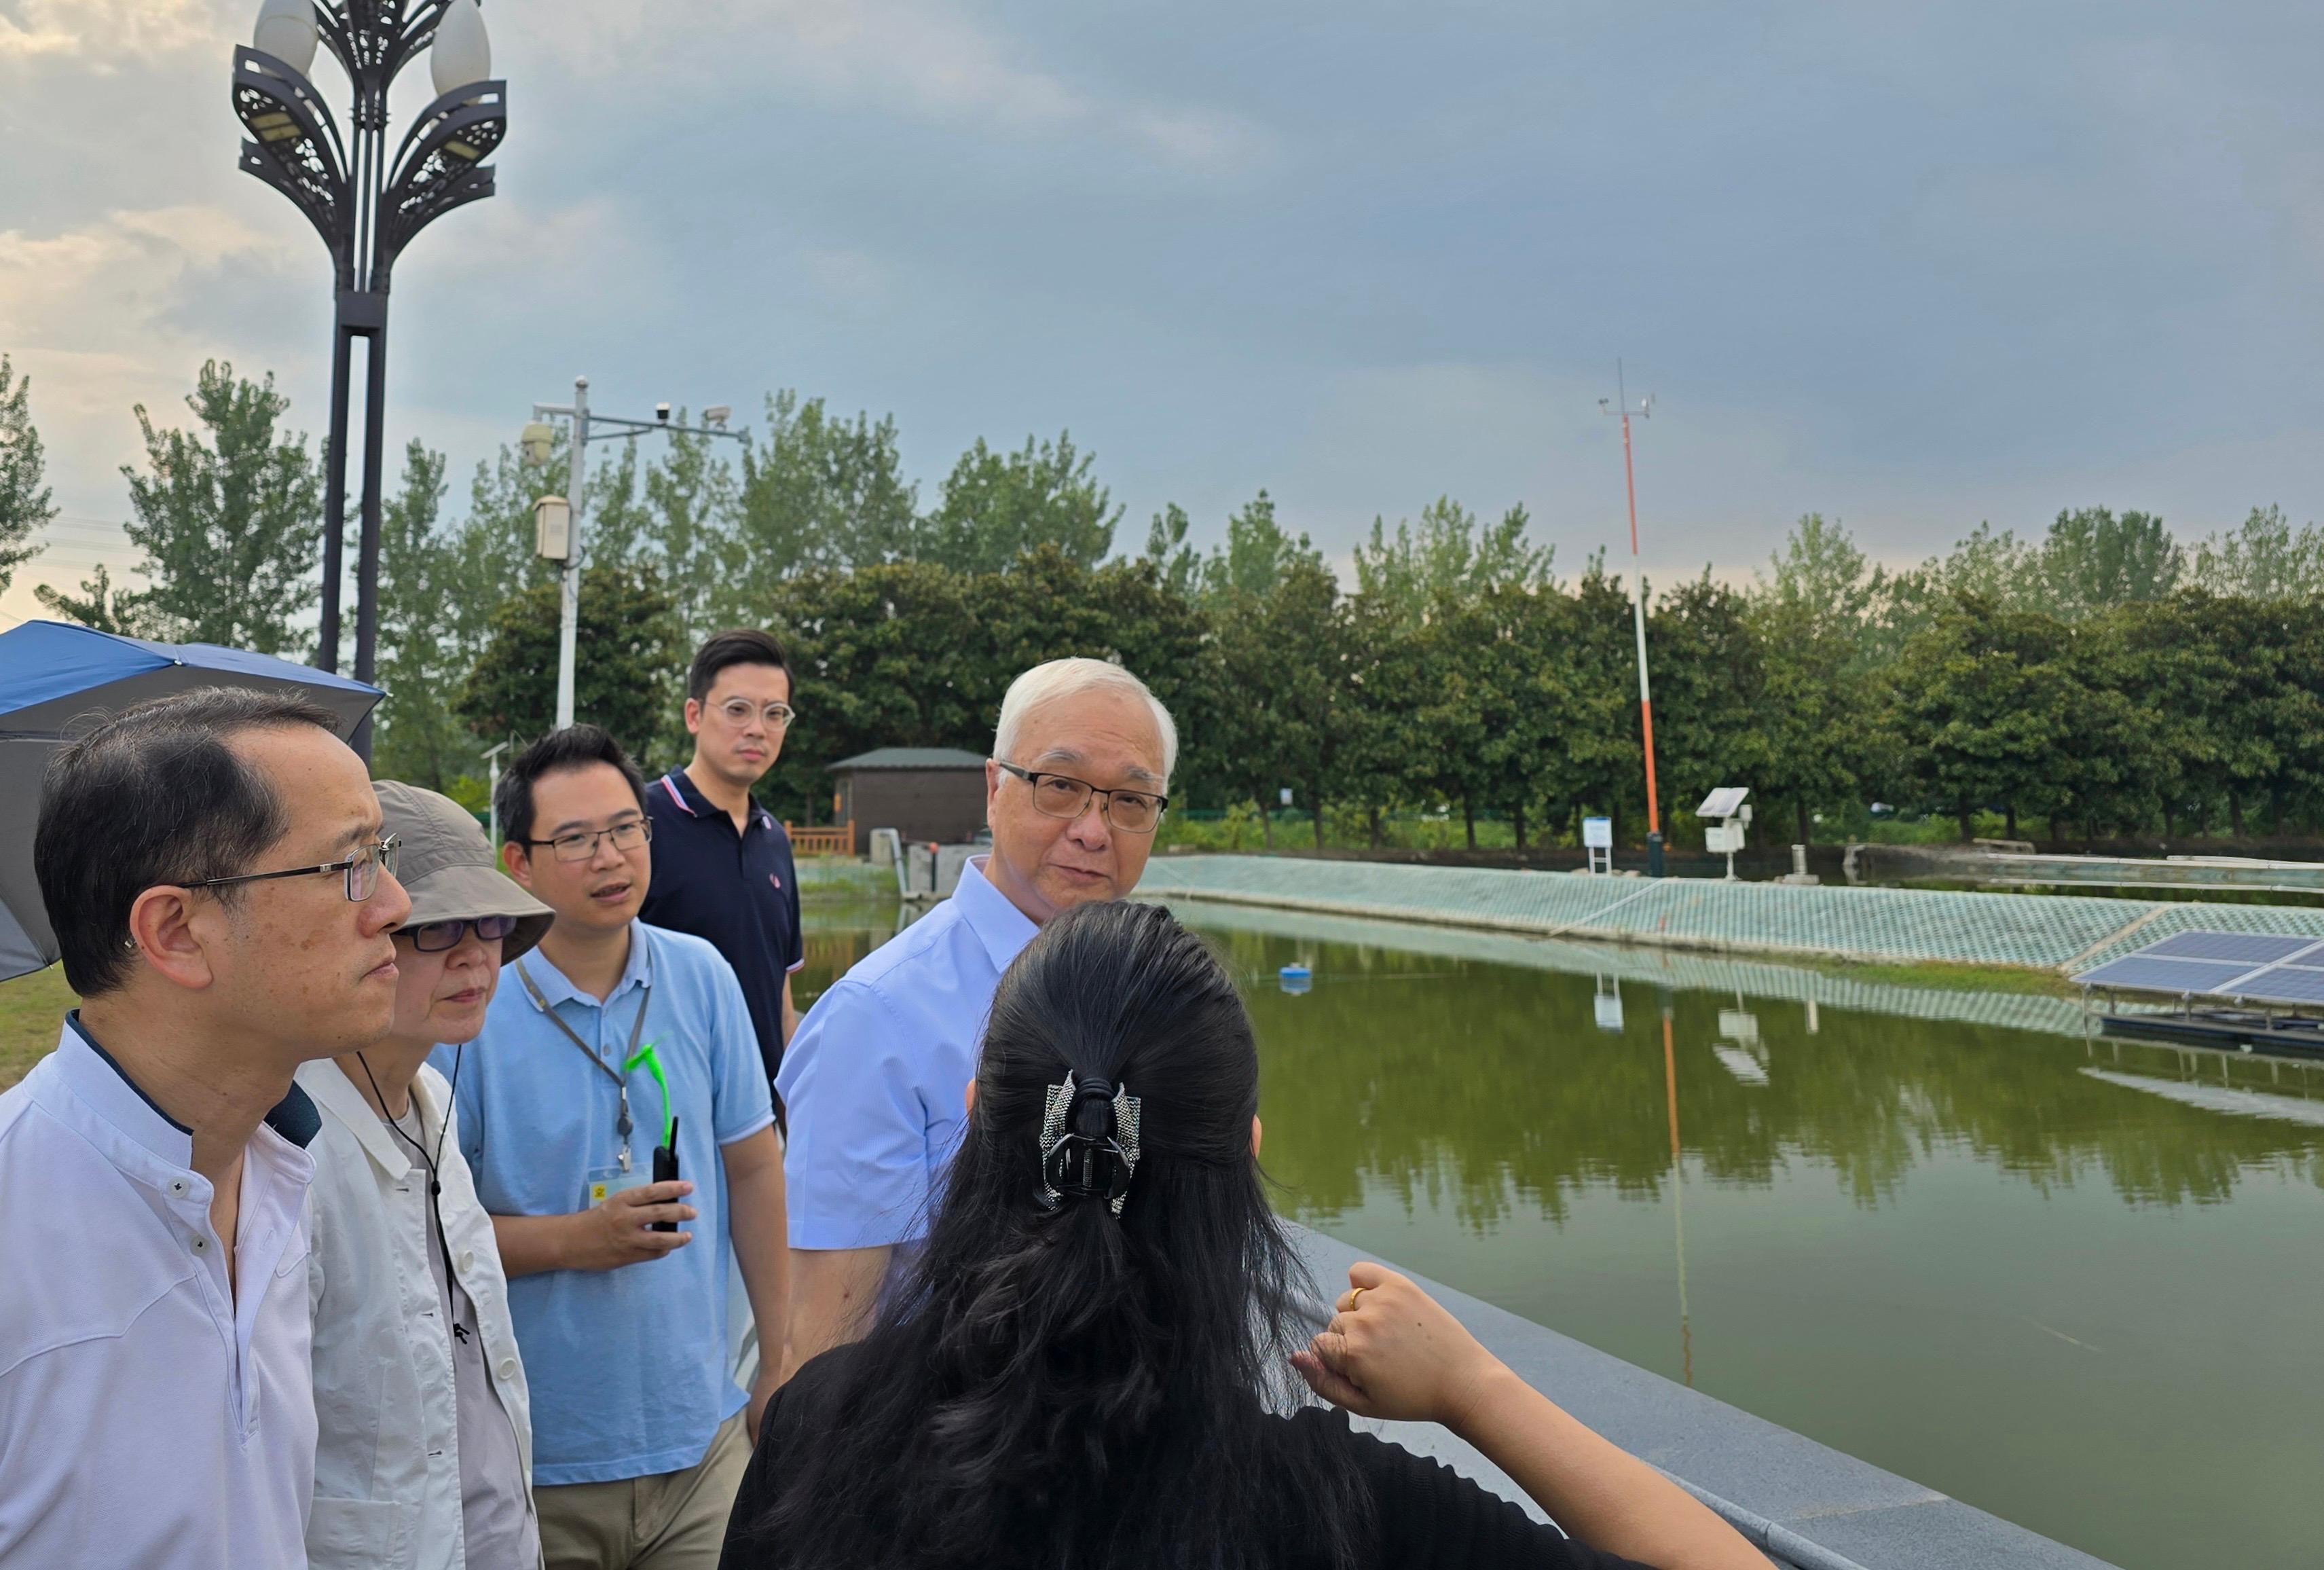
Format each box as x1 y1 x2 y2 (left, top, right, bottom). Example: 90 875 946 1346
797 897 2324 1570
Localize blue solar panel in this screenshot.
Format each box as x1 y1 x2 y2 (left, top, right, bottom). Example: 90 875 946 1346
2076 955 2266 993
2232 968 2324 1006
2141 930 2321 965
2074 928 2324 1006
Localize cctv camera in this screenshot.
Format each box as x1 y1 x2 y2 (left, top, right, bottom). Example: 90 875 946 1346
704 405 731 428
655 403 671 423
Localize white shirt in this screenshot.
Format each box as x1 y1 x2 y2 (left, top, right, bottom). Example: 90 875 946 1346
298 1059 537 1570
0 1017 319 1570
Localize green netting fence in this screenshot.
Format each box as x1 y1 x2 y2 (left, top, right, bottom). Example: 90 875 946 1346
1137 854 2324 973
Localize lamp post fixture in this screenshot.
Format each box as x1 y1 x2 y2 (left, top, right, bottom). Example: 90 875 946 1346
232 0 508 757
521 386 743 729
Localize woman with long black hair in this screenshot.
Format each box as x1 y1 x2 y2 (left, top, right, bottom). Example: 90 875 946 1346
722 901 1763 1570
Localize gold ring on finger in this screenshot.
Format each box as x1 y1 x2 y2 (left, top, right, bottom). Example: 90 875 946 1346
1349 1286 1367 1309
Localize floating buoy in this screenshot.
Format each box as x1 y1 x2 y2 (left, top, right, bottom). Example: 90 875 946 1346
1278 964 1312 995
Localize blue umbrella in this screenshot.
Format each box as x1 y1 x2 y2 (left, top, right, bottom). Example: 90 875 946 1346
0 620 382 982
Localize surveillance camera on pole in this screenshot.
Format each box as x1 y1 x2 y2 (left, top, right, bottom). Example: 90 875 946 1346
521 381 746 728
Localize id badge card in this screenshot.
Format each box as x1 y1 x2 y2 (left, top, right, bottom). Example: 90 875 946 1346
587 1163 649 1207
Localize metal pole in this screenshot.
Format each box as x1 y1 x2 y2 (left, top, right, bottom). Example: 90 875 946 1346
1612 363 1665 877
485 739 509 848
555 375 588 730
349 321 388 762
318 318 353 673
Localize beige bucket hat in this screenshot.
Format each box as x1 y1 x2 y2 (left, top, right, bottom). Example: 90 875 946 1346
374 780 554 964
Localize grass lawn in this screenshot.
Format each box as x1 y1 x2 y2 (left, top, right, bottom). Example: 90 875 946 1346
0 967 74 1092
1809 956 2080 997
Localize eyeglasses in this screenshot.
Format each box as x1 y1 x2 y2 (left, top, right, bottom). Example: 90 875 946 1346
993 761 1169 833
521 818 653 862
403 913 521 952
188 835 401 903
716 699 795 730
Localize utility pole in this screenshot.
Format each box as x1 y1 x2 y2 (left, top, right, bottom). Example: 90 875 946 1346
521 386 741 730
554 377 588 730
1600 363 1664 876
483 738 511 847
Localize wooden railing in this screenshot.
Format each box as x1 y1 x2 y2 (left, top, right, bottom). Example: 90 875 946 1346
786 822 856 858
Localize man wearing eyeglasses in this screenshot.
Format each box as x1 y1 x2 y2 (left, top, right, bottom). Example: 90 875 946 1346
439 725 788 1570
0 687 410 1569
638 629 805 1091
776 657 1175 1376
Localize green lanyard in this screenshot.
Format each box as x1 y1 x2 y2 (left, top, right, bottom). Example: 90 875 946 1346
516 938 670 1171
626 1040 674 1150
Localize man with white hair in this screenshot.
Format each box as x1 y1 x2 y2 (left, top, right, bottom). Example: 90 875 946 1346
775 657 1175 1371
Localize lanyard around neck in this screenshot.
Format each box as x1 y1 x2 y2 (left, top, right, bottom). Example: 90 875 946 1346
516 932 664 1162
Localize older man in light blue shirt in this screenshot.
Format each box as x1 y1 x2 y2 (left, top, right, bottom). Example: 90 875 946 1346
777 657 1177 1371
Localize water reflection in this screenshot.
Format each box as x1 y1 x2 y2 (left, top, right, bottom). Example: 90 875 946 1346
1163 901 2324 1570
1202 921 2324 1217
799 894 2324 1217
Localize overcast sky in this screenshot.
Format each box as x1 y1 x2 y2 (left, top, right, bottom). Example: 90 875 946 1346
7 0 2324 626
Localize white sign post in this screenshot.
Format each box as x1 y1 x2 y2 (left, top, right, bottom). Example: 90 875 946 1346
1583 816 1614 875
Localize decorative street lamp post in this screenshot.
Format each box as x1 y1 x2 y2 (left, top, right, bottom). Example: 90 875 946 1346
231 0 507 755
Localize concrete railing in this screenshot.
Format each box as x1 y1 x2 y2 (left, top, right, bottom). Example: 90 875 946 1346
1287 1226 2118 1570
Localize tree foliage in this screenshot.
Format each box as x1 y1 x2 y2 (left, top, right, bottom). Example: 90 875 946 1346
372 442 468 790
918 432 1119 574
117 361 322 654
65 362 2324 850
0 354 55 597
456 563 684 765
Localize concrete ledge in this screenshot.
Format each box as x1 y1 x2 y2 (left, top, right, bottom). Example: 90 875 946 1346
1289 1226 2117 1570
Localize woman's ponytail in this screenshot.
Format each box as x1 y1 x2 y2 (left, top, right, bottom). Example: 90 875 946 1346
744 901 1367 1570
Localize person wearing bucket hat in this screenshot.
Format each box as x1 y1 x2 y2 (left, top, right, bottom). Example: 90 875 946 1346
295 781 553 1570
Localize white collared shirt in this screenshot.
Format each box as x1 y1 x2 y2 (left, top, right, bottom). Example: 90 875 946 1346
297 1058 537 1570
0 1017 319 1570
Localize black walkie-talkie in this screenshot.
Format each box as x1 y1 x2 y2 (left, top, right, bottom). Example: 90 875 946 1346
650 1117 681 1232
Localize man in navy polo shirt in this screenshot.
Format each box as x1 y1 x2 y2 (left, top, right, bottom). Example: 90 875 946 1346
640 629 805 1090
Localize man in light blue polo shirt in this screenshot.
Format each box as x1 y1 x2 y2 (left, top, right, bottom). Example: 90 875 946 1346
778 657 1176 1373
439 725 788 1570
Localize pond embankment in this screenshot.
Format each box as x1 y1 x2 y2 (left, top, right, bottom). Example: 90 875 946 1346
1141 854 2324 972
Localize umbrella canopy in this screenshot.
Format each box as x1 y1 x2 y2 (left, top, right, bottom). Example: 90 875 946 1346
0 620 382 983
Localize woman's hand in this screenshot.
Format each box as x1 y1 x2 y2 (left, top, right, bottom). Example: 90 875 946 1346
1296 1265 1771 1569
1291 1262 1508 1429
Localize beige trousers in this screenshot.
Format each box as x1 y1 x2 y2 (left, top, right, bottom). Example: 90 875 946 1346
536 1413 751 1570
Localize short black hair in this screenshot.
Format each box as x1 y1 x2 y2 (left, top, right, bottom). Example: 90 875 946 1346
496 724 648 850
688 628 789 704
35 686 343 997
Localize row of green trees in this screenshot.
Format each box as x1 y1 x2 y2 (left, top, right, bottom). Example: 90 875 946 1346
11 358 2324 847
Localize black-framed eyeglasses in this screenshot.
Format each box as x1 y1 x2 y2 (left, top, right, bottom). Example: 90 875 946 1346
715 698 796 730
521 818 653 862
188 835 401 903
993 761 1169 833
403 913 521 953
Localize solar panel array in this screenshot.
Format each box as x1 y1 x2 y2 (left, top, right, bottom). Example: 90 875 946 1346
2073 928 2324 1005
